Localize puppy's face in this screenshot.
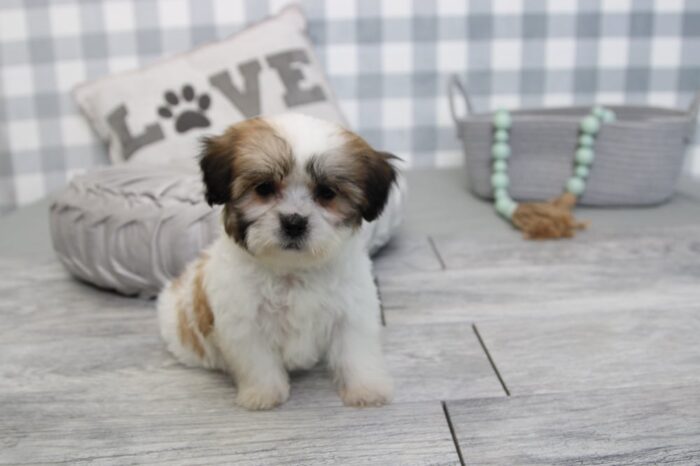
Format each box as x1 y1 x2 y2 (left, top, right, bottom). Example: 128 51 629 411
200 113 396 266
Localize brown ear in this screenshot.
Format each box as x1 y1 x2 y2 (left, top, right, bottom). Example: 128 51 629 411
199 135 234 206
361 151 398 222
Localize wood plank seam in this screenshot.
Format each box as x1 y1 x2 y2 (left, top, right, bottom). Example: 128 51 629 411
442 401 466 466
472 324 511 396
427 236 447 270
373 275 386 326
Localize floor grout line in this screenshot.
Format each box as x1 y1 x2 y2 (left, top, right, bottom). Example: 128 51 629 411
442 401 465 466
427 236 447 270
472 323 511 396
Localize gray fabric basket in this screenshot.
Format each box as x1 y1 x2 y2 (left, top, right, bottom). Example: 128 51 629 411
448 75 700 206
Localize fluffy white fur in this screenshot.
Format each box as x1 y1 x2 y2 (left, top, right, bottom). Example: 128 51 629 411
157 114 394 410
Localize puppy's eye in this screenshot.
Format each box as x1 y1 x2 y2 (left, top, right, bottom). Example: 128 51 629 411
315 184 336 201
255 181 276 197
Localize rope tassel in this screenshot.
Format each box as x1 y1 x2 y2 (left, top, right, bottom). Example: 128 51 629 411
511 193 588 240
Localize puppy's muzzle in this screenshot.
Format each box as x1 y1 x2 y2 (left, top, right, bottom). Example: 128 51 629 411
280 213 309 240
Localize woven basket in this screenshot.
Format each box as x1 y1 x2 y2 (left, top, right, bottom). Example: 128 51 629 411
448 75 700 206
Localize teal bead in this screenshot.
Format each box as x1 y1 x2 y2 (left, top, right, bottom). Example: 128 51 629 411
592 105 605 119
580 115 600 134
601 109 616 123
575 147 595 165
491 172 509 190
491 142 511 160
495 198 517 218
493 188 510 201
575 165 590 178
493 129 509 143
578 134 594 147
566 177 586 195
492 160 508 172
492 109 512 129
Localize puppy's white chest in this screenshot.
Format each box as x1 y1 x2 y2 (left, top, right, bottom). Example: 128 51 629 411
257 275 300 330
256 274 332 370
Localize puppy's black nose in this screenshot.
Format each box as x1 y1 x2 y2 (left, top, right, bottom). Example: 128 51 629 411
280 213 308 238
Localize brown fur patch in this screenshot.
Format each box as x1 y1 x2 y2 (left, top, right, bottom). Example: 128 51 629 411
341 129 397 221
193 255 214 336
228 120 294 200
306 129 397 225
177 303 205 358
200 118 294 244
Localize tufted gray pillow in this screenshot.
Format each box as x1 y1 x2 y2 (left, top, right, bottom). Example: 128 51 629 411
49 163 405 298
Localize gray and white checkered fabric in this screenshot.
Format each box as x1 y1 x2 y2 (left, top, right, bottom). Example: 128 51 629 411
1 0 699 213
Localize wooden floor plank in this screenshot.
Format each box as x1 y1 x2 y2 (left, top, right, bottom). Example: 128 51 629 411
0 321 501 409
285 322 503 406
0 261 502 405
432 225 700 271
475 307 700 395
447 384 700 465
387 322 502 400
2 395 460 465
379 259 700 325
372 235 443 277
380 225 700 326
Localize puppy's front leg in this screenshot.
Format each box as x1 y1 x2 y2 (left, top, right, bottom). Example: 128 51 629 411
329 321 394 407
219 333 290 410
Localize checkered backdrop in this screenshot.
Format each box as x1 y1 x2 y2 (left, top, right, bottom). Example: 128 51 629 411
1 0 699 214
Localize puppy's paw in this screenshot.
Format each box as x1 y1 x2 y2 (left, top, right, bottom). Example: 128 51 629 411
235 382 290 411
340 377 394 408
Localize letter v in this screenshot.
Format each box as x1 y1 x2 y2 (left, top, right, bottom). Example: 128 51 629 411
209 60 262 119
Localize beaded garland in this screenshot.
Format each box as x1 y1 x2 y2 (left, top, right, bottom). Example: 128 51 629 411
490 106 616 220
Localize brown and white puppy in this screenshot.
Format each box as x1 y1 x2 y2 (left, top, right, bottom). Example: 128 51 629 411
157 113 396 410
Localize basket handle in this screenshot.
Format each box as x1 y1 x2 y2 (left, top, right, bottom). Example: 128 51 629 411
447 74 473 124
686 90 700 142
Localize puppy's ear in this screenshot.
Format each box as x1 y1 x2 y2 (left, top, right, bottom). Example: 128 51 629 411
361 151 398 222
199 135 234 205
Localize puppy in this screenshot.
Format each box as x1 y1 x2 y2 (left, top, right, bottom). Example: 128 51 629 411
157 113 397 410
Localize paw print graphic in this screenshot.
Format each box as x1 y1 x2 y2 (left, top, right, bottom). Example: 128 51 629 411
157 84 211 133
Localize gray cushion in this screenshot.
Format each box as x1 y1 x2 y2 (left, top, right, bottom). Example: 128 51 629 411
49 164 404 297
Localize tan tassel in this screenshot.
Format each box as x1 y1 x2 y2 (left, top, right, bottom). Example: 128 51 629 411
511 192 588 240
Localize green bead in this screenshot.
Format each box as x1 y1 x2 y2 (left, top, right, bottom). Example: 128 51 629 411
601 109 616 123
493 188 510 201
493 129 509 143
492 160 508 172
491 172 509 189
592 106 605 119
492 109 512 129
575 147 595 165
566 177 586 195
495 198 517 218
578 134 594 147
575 165 590 178
580 115 600 134
491 142 511 160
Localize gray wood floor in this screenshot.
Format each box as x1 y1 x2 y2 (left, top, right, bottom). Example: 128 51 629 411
3 171 700 464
